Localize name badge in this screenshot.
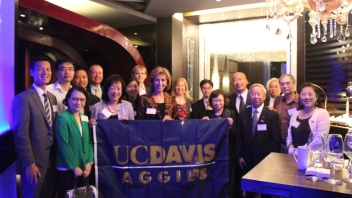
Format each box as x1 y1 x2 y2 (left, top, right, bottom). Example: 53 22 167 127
257 124 267 131
291 120 300 128
81 115 89 122
190 107 192 112
52 105 58 112
101 108 112 119
147 108 156 115
287 108 297 116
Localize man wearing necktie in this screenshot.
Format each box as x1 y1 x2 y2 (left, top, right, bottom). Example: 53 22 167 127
227 72 252 117
86 64 104 100
12 55 58 198
236 84 281 198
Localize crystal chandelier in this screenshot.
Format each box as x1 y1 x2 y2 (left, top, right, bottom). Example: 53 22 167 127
266 0 352 44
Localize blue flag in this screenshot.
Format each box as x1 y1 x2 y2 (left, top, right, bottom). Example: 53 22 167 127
95 119 229 198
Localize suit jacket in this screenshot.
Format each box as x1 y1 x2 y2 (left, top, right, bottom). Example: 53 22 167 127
84 92 100 119
236 106 281 173
55 109 93 170
137 92 178 120
86 84 103 99
227 91 252 116
12 85 58 172
191 99 207 119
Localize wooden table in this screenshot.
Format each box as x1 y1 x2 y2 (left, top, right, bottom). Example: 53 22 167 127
241 153 352 198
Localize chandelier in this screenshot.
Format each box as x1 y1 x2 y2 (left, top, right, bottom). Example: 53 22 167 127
265 0 352 44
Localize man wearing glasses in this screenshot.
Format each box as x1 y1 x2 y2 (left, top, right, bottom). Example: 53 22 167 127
273 74 300 153
236 84 281 198
47 57 75 114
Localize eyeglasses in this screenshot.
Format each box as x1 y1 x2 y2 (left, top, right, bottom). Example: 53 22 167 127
58 67 74 72
71 97 86 103
212 99 224 103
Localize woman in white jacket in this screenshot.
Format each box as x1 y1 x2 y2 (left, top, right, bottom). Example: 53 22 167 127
286 82 330 154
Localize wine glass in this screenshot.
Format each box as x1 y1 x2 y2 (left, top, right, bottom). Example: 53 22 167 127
306 132 324 181
343 133 352 183
324 134 344 185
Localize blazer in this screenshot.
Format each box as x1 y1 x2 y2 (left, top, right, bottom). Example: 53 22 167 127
55 109 93 170
236 106 281 173
86 84 103 99
91 100 135 120
191 99 207 119
12 85 58 171
137 92 178 120
84 92 100 119
286 108 330 151
227 91 252 116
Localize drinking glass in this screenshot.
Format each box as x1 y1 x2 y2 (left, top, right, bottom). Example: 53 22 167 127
324 134 344 185
307 132 324 181
343 133 352 183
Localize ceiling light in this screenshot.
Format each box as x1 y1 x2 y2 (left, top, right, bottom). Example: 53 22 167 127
265 0 352 44
20 14 26 17
134 32 137 35
216 0 222 2
39 27 43 30
135 45 138 48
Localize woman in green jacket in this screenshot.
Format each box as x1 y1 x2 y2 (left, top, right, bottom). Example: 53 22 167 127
55 86 94 198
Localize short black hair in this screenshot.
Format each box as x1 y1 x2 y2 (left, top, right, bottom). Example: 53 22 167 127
209 89 229 109
102 74 126 103
74 66 88 75
29 55 51 71
297 82 322 110
63 86 88 109
200 79 213 88
55 56 76 71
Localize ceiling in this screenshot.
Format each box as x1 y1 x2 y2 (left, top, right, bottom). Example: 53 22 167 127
45 0 266 47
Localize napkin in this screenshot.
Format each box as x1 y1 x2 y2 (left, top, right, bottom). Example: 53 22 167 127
305 167 330 178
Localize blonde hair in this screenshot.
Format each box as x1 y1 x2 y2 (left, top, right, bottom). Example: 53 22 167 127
172 77 193 101
131 65 147 75
149 66 172 92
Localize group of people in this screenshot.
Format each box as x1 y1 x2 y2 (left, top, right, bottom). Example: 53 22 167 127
12 55 330 198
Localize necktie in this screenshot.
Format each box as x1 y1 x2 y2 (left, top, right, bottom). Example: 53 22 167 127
239 95 245 113
95 88 99 97
252 109 258 136
43 93 52 127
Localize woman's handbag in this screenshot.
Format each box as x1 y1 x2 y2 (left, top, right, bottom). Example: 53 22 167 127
66 177 98 198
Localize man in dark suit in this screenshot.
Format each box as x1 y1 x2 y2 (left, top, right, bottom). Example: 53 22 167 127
86 64 104 100
12 55 58 198
72 67 100 118
264 77 281 107
227 72 252 116
191 79 213 119
236 83 281 198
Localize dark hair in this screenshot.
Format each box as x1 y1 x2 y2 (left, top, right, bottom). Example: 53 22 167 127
55 56 76 71
209 89 229 109
29 55 51 71
200 79 213 88
297 82 322 110
125 77 139 98
74 66 88 74
63 86 88 109
102 74 126 103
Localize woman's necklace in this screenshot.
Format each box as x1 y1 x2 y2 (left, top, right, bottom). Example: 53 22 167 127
107 103 119 113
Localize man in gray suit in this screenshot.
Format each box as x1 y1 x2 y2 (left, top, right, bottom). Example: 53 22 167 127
12 55 58 198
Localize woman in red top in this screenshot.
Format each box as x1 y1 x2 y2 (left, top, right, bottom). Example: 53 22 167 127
172 77 193 120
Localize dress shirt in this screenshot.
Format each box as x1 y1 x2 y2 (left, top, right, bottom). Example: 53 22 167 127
89 84 102 99
269 96 275 107
32 83 52 117
139 84 147 96
236 89 249 113
47 81 70 114
252 104 264 119
203 97 209 109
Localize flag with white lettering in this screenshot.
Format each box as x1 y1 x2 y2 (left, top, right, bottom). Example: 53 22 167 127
94 119 229 198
